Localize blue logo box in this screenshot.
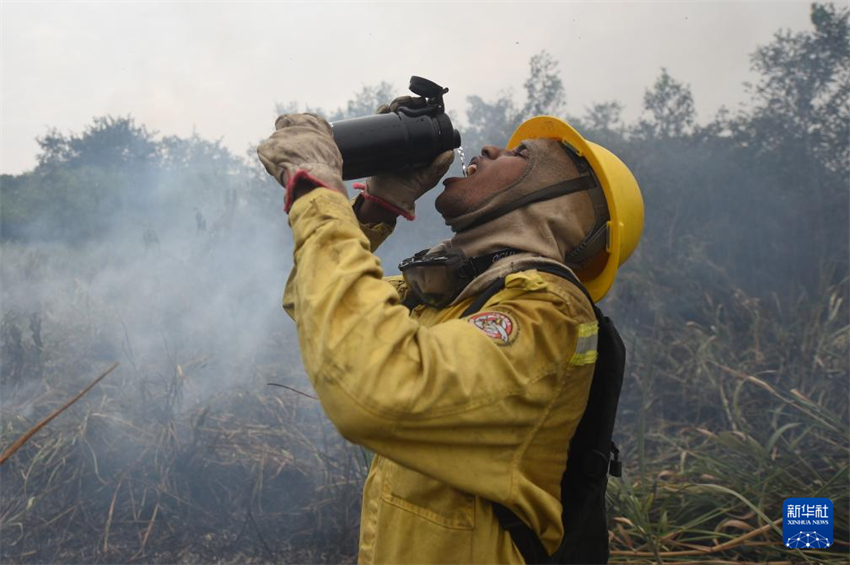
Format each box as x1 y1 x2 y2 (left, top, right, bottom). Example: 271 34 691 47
783 497 832 549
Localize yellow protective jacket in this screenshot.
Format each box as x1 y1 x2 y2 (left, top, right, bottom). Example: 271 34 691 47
283 190 598 564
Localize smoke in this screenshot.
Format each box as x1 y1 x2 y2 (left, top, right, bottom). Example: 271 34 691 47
0 155 301 403
1 9 848 558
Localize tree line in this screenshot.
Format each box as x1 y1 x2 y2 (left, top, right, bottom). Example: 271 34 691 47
1 3 846 306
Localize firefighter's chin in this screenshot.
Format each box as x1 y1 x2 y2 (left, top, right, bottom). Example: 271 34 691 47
436 176 479 218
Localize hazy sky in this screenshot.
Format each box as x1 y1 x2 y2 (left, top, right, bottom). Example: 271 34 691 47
1 1 814 175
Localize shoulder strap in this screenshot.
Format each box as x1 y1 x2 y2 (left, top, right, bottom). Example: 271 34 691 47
460 275 507 318
460 261 623 565
460 264 591 319
493 503 551 564
530 264 594 309
460 263 592 564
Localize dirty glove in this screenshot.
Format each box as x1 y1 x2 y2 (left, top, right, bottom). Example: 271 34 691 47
354 97 454 221
257 113 347 213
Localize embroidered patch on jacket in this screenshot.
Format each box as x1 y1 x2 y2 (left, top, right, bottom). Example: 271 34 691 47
467 312 518 345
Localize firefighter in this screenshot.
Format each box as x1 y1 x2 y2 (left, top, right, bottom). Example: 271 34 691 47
258 110 643 564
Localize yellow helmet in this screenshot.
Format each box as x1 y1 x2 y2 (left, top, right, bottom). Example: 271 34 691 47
508 116 644 302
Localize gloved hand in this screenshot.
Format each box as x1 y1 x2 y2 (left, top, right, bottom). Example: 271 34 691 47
257 113 347 212
354 97 454 221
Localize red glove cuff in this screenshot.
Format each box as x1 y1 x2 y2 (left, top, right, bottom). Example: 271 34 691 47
284 169 329 213
352 182 415 221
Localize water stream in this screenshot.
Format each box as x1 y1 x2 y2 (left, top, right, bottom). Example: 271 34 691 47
456 146 467 177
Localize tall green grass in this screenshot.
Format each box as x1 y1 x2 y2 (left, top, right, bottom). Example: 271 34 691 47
607 280 849 563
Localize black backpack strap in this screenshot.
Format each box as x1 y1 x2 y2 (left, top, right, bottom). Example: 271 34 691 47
460 265 583 564
557 309 624 565
531 264 594 307
493 503 551 564
460 264 588 319
461 262 624 565
460 275 508 318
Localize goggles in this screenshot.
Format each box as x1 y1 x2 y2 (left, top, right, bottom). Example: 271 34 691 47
399 247 523 309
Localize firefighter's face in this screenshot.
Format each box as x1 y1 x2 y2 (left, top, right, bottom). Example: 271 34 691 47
435 144 530 218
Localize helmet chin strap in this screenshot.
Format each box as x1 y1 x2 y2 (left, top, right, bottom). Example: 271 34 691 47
459 175 597 232
564 183 610 268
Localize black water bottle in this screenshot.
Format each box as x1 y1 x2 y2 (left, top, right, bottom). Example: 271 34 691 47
331 77 462 181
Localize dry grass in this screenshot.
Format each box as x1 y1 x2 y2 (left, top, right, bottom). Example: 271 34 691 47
1 277 847 564
1 336 365 563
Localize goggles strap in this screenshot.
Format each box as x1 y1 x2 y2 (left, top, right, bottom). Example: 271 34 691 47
465 248 525 279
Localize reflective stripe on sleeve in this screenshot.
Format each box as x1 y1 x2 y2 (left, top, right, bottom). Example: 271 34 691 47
570 322 599 366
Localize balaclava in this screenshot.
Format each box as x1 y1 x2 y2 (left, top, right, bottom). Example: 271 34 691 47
401 138 608 307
